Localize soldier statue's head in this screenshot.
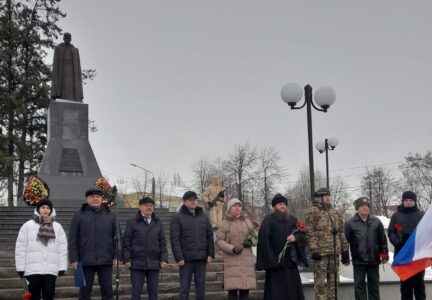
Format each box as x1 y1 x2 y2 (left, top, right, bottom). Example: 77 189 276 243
211 175 221 187
63 32 72 45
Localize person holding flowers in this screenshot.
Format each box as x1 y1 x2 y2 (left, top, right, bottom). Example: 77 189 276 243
344 196 388 300
216 198 257 300
15 198 68 300
388 191 425 300
256 194 308 300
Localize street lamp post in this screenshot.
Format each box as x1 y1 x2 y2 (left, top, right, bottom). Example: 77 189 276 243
316 137 339 190
281 83 336 201
130 163 156 200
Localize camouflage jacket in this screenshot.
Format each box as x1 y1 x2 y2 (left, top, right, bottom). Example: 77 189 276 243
304 201 349 255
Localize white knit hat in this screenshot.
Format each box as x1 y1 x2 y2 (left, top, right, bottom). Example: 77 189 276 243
227 198 242 212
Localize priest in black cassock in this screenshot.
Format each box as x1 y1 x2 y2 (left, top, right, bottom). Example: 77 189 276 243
256 194 308 300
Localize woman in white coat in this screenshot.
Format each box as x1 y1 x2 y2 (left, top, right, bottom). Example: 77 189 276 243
15 199 68 300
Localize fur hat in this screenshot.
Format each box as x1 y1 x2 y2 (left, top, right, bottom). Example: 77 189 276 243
182 191 198 201
85 187 103 197
227 198 242 212
36 198 53 213
353 197 370 210
402 191 417 202
139 197 155 205
271 193 288 207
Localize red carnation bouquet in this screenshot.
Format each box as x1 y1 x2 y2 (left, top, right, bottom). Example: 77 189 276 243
23 176 49 206
277 220 305 263
21 278 31 299
95 177 116 207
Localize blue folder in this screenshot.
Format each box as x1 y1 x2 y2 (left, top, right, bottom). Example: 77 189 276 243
74 262 86 288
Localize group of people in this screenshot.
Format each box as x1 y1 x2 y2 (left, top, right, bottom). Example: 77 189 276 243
15 185 426 300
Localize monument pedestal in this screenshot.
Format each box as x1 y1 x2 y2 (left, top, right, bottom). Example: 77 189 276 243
38 100 102 207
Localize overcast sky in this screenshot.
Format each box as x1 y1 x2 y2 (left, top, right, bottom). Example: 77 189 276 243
55 1 432 197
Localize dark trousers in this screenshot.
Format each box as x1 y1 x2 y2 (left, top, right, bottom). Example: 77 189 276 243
178 260 206 300
400 271 426 300
131 269 160 300
79 265 113 300
353 264 380 300
25 274 57 300
228 289 249 300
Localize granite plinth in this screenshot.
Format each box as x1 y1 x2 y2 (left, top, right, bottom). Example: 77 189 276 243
38 100 102 207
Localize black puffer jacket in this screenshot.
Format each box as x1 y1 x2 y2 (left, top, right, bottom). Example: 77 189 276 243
68 204 118 266
344 214 388 265
388 205 424 255
123 211 168 270
170 205 215 262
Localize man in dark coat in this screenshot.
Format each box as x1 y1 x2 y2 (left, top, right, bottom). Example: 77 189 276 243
170 191 215 300
123 197 168 300
256 194 308 300
345 197 388 300
388 191 426 300
68 188 118 300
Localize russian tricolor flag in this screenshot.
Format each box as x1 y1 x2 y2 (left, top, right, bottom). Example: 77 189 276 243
392 205 432 281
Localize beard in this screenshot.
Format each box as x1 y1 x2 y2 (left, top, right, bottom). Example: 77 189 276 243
274 208 288 220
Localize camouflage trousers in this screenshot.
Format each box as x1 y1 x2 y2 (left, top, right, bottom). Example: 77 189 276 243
313 255 340 300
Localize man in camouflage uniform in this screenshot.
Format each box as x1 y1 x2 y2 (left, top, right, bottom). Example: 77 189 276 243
305 187 350 300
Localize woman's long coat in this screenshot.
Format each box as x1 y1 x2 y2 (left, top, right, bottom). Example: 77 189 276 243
216 214 257 291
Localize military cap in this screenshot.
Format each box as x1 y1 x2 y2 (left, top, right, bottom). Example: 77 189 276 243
315 187 331 197
85 187 104 197
354 196 370 210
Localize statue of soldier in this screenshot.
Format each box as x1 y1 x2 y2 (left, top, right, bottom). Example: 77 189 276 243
202 176 225 228
305 187 350 300
51 32 83 102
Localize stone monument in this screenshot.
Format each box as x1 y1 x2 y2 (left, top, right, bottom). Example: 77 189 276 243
202 175 225 227
38 33 102 207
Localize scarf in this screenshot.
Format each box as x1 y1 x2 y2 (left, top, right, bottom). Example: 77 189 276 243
32 214 56 246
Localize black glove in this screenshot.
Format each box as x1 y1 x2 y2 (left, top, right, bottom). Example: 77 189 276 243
232 245 243 254
311 252 322 261
218 191 225 198
243 239 253 248
341 251 350 265
58 270 65 276
17 271 24 278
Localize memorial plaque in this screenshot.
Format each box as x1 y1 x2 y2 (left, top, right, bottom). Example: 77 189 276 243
59 147 83 172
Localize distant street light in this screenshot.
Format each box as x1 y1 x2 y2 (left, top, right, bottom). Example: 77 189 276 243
281 83 336 201
316 137 339 190
130 163 156 200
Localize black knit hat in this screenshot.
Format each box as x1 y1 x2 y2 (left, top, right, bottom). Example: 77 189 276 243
271 193 288 207
85 187 104 197
36 198 53 212
183 191 198 201
139 197 155 205
402 191 417 202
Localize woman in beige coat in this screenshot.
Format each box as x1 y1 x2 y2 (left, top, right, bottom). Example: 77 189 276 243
216 198 257 300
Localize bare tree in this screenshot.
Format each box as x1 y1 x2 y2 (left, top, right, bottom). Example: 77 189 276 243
400 151 432 209
257 146 286 215
132 173 150 199
192 157 214 193
156 171 168 207
223 142 258 203
361 167 398 217
286 168 325 220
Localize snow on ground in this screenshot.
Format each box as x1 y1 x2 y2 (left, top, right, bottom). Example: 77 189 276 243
376 215 390 230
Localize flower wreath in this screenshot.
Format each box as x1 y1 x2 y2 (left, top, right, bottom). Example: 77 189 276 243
23 176 49 206
95 177 116 207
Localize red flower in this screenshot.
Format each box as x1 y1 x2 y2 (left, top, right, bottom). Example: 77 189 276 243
296 220 306 232
23 292 32 299
252 221 260 229
394 223 403 233
379 252 389 261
